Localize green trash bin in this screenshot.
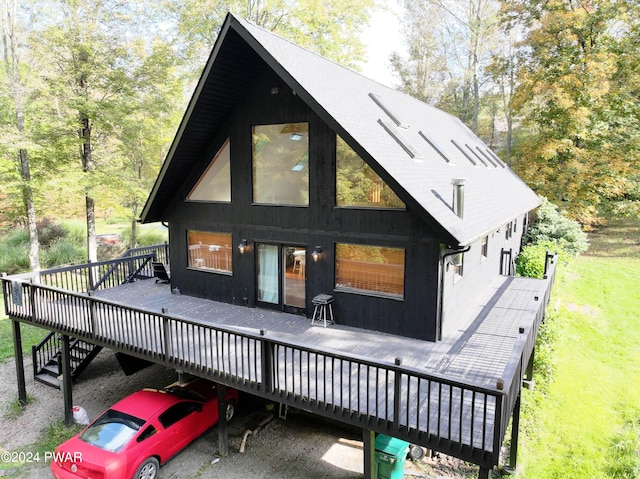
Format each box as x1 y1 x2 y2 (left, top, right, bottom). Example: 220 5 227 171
374 434 410 479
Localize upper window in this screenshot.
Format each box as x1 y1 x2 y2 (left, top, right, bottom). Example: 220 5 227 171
187 139 231 202
481 236 488 260
336 136 405 209
253 123 309 206
187 231 232 274
335 243 405 299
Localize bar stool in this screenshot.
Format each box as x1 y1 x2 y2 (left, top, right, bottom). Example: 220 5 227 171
311 294 334 327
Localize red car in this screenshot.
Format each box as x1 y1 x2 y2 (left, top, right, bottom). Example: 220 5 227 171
50 379 238 479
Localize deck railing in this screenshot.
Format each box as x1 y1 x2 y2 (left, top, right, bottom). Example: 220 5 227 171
1 251 557 469
4 278 505 467
495 253 558 451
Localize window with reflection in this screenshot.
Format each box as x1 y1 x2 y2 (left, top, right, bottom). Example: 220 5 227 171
187 139 231 202
187 231 232 273
253 123 309 205
335 243 405 298
336 135 405 209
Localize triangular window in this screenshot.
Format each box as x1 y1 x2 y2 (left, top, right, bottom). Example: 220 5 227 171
336 136 405 209
187 139 231 202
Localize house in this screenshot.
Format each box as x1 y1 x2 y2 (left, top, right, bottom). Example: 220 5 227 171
141 13 540 343
3 13 555 479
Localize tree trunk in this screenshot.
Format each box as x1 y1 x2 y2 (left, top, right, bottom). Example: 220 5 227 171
2 0 40 271
20 149 40 271
80 116 97 262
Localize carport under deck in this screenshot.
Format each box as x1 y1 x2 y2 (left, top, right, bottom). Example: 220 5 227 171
2 252 556 478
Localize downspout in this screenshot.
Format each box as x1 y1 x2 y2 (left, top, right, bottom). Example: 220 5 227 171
437 178 469 340
437 246 471 341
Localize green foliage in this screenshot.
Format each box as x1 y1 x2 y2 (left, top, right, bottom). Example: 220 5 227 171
36 218 68 248
606 405 640 479
0 317 46 362
516 241 556 279
0 243 30 275
121 226 167 248
517 218 640 478
525 197 589 257
506 0 640 225
31 421 84 456
42 239 86 267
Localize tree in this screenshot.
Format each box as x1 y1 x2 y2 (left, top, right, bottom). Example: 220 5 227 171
391 0 500 134
0 0 40 270
505 0 640 225
35 0 163 260
161 0 376 77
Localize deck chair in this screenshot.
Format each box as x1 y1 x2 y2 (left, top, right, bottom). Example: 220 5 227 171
151 261 170 283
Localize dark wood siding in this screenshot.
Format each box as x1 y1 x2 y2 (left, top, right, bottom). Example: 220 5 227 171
165 66 443 341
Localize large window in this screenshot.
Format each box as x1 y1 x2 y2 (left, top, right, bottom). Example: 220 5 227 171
187 139 231 202
253 123 309 206
335 243 405 298
336 135 404 209
187 231 232 273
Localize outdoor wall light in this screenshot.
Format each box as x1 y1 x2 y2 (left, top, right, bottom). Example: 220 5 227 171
312 246 322 262
238 239 248 254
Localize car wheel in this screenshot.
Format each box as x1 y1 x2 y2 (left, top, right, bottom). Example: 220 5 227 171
225 399 236 422
134 457 159 479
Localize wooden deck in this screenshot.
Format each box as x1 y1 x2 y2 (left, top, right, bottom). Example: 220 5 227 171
2 251 556 470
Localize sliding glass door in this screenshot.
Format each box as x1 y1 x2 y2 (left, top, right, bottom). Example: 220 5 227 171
256 243 306 313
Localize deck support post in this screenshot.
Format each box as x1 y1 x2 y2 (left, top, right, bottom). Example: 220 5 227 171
478 467 490 479
363 429 375 479
12 320 27 407
217 384 229 457
509 393 521 470
61 334 74 426
525 348 535 382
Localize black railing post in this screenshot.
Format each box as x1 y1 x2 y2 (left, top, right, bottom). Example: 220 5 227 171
162 310 171 364
88 292 97 340
260 330 273 393
393 357 403 425
87 260 95 291
61 334 73 426
12 320 27 407
492 393 504 466
509 393 522 471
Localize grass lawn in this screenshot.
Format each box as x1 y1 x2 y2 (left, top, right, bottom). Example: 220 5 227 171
517 219 640 478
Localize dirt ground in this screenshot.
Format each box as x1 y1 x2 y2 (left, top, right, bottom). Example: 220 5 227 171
0 350 478 478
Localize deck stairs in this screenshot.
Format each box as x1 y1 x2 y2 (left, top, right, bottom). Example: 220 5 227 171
32 333 103 389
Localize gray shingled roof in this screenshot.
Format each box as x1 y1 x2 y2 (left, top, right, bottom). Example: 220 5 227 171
141 13 540 247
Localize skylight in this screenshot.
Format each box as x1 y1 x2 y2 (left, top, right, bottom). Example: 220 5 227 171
369 93 409 129
378 119 422 160
418 131 452 163
485 148 507 168
475 147 498 167
465 144 488 167
451 139 477 166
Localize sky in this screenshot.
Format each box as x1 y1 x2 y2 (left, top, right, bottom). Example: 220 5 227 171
359 6 403 88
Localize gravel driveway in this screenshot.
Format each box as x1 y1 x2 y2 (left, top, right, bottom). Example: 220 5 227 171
0 350 475 478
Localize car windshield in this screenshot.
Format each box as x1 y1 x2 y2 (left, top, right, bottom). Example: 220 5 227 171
80 410 145 453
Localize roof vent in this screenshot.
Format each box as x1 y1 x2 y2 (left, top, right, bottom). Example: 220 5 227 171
369 93 409 129
452 178 466 219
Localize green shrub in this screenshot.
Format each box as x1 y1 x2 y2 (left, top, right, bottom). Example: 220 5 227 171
42 239 85 267
0 243 30 274
525 197 589 257
516 241 559 279
37 218 68 247
121 226 167 248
